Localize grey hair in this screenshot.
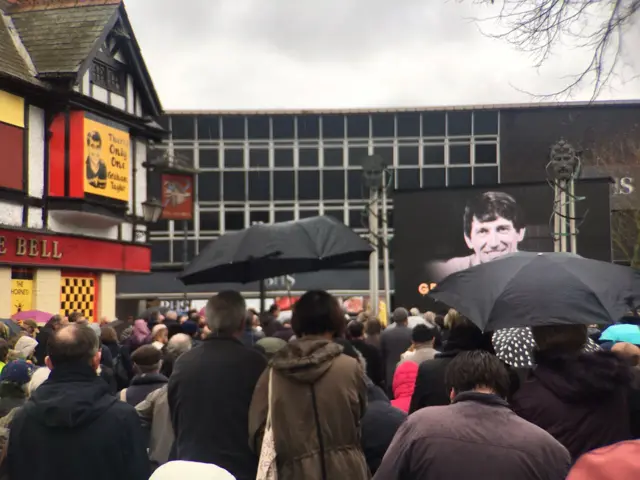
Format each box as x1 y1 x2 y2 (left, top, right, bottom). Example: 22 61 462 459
166 333 192 357
205 291 246 334
165 310 178 320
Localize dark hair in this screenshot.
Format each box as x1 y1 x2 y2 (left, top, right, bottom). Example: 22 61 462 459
100 326 118 344
48 324 99 367
412 324 435 343
86 130 101 147
463 191 524 238
347 320 365 339
68 311 83 323
269 304 279 314
291 290 345 337
434 315 445 329
365 318 382 336
445 350 510 399
0 339 9 363
532 324 587 354
46 314 63 328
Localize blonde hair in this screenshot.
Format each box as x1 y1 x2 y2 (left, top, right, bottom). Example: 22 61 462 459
444 309 472 329
423 311 436 325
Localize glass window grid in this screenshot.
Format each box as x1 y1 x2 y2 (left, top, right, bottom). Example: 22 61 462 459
156 111 500 264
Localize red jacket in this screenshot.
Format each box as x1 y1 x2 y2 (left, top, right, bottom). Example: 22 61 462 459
391 361 418 412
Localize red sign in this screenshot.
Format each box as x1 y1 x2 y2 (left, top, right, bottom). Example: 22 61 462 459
161 173 194 220
0 229 150 273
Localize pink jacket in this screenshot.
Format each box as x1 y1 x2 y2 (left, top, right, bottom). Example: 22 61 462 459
391 361 418 413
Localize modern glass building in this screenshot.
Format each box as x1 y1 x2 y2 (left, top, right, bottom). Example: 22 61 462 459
147 108 500 266
115 100 640 309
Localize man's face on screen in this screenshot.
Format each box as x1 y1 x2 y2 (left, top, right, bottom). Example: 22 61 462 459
465 215 525 264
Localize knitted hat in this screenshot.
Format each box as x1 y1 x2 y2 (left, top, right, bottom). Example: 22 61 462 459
0 360 36 386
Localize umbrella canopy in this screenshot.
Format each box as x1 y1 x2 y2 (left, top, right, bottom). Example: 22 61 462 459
179 216 372 285
429 252 640 332
599 324 640 345
11 310 54 325
492 326 601 368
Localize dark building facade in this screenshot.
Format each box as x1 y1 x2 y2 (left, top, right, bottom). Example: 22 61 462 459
116 100 640 303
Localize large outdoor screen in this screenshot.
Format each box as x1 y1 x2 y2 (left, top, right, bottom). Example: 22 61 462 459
392 179 612 310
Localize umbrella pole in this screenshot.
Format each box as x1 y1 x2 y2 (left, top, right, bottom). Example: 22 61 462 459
259 279 266 314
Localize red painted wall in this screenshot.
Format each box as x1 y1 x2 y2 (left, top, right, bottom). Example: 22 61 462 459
48 114 66 196
0 229 151 272
0 122 23 191
69 111 85 198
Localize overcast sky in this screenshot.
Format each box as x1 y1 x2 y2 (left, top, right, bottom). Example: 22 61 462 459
123 0 640 110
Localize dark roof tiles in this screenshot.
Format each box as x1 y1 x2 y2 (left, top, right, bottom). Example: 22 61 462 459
10 4 117 74
0 14 34 82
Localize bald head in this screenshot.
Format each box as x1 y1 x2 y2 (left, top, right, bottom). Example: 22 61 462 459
166 333 192 358
47 324 100 368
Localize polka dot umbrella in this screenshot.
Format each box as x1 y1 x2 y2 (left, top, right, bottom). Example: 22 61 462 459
492 326 601 368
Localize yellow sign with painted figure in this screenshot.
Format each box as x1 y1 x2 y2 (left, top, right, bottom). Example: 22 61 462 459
83 117 130 201
10 278 33 315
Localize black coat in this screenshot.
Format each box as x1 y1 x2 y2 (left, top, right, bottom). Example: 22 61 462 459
122 373 168 406
6 364 149 480
168 336 267 480
361 379 406 475
351 339 385 388
512 351 633 460
33 325 54 366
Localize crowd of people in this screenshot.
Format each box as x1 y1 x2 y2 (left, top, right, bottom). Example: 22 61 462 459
0 292 638 479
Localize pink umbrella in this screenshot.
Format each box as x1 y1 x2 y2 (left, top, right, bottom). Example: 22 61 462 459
12 310 55 325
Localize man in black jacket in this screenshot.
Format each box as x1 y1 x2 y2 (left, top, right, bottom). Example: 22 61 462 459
5 323 149 480
33 314 66 366
169 291 267 480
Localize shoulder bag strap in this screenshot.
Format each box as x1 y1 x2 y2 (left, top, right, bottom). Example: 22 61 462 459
266 368 274 429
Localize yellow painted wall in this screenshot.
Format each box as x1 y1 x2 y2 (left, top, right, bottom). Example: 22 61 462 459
0 90 25 128
33 269 62 316
0 268 11 318
97 273 116 321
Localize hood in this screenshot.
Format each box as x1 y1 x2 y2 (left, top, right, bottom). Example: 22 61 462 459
366 380 390 404
532 350 631 402
271 338 343 384
26 364 117 429
392 361 418 399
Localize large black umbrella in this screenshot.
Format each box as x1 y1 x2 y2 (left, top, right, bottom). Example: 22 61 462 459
179 215 372 287
428 252 640 332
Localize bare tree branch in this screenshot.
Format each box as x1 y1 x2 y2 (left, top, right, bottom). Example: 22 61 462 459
471 0 640 99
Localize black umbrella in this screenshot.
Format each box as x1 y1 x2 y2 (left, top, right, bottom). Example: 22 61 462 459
492 327 600 368
179 215 372 290
428 252 640 332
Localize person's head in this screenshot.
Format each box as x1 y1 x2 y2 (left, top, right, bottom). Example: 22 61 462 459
532 324 588 354
611 342 640 367
86 131 102 163
0 360 36 396
410 307 420 317
268 304 280 317
21 319 39 337
445 350 510 400
291 290 345 338
423 311 436 325
46 324 101 371
0 339 9 364
131 344 162 375
166 333 192 359
392 307 409 326
205 291 246 336
152 324 169 344
68 311 85 324
463 191 526 264
165 310 178 322
412 324 436 346
356 311 372 324
365 318 382 336
181 320 199 338
347 320 365 340
46 314 66 331
100 325 118 344
13 335 38 360
444 309 473 330
178 314 188 325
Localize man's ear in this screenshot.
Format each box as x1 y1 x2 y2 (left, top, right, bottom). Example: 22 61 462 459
516 227 526 242
45 356 53 370
449 388 456 403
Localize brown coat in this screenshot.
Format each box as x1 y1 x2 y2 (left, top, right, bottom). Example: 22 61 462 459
374 392 571 480
249 338 370 480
